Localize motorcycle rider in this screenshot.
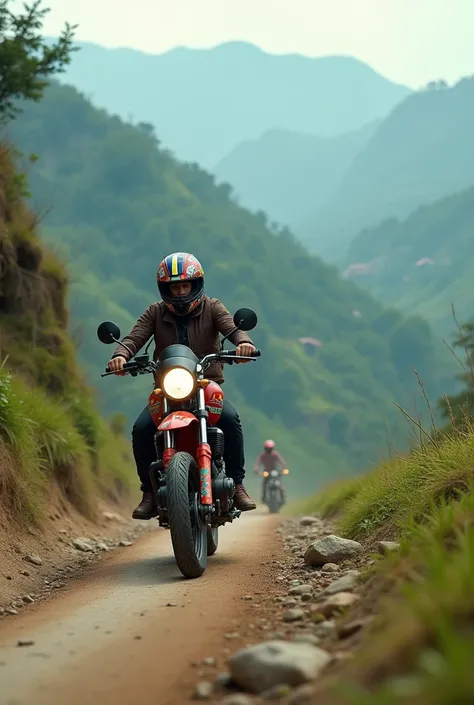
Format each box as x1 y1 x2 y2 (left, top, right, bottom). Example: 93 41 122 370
254 440 288 503
108 252 257 519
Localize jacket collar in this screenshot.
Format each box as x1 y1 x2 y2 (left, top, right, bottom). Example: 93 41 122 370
161 296 206 324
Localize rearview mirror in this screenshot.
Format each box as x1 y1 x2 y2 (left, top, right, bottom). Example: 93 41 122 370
97 321 121 344
233 307 257 332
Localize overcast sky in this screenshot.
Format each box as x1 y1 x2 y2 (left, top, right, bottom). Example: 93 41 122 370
23 0 474 88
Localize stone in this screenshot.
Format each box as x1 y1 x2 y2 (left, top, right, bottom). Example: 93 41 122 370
194 681 213 700
219 696 253 705
320 570 360 596
312 592 360 619
321 563 340 573
22 595 34 604
300 517 319 526
17 639 34 647
96 542 109 551
304 535 362 567
214 672 232 689
313 620 336 637
119 539 133 547
377 541 400 555
292 633 321 646
282 609 304 622
289 584 312 596
72 538 94 553
24 554 42 566
228 640 331 694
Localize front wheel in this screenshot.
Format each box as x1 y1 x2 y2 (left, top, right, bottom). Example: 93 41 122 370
268 489 281 514
167 452 208 578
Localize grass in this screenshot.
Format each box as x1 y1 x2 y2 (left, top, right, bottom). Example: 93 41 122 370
0 366 134 524
0 141 135 526
305 421 474 705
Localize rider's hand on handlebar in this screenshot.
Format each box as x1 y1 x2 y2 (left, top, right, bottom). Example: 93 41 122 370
108 355 127 376
235 343 256 363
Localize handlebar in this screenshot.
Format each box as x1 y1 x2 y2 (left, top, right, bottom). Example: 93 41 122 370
102 349 261 377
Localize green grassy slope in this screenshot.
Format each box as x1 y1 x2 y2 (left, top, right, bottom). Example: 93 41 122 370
0 143 135 526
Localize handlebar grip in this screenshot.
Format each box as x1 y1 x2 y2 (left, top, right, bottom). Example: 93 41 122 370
222 349 261 357
102 360 137 376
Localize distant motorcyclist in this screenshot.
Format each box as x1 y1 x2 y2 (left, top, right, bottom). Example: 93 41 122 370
254 440 287 503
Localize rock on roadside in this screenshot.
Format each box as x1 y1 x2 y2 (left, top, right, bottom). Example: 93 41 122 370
377 541 400 555
304 535 362 567
320 570 360 596
72 538 95 553
228 640 331 694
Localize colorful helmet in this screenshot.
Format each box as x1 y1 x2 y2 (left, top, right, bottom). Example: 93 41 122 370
157 252 205 315
264 440 275 450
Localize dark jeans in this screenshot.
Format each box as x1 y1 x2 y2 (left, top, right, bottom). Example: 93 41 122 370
132 398 246 492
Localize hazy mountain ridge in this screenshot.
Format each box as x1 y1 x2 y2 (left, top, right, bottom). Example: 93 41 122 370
299 76 474 260
214 121 379 226
342 185 474 338
53 39 411 168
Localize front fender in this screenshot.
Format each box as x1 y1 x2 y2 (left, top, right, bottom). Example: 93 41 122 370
158 411 198 431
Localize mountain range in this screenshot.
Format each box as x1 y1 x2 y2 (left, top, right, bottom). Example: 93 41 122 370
54 39 411 168
214 121 378 227
299 76 474 260
342 185 474 339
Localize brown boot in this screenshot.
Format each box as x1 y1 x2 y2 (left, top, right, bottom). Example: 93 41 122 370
234 484 257 511
132 492 157 520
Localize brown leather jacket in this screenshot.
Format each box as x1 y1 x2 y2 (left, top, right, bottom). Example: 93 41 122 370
112 297 253 383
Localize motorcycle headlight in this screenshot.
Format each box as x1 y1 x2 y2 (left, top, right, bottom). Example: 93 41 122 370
162 367 195 400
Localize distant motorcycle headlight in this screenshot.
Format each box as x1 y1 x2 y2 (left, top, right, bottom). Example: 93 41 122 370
162 367 195 400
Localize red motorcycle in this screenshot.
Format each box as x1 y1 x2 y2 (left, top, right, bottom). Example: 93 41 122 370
97 308 260 578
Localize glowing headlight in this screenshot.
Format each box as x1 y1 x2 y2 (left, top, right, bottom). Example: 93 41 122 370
162 367 195 400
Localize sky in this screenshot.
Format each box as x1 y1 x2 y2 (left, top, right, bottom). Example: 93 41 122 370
16 0 474 88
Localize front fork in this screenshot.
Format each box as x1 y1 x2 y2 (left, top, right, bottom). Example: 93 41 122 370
160 390 213 508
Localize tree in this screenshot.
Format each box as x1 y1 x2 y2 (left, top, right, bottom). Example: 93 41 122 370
0 0 76 122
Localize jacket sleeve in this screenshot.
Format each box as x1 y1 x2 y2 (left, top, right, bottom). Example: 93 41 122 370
275 451 287 468
254 452 264 472
112 305 155 361
212 299 253 346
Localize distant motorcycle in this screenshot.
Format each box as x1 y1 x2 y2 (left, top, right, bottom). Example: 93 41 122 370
97 307 261 579
262 467 289 514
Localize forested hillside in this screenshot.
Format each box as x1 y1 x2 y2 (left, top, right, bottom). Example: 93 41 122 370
342 186 474 338
4 81 456 493
214 122 378 227
55 40 411 167
299 77 474 260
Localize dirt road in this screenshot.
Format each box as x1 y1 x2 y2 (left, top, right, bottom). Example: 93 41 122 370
0 510 281 705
